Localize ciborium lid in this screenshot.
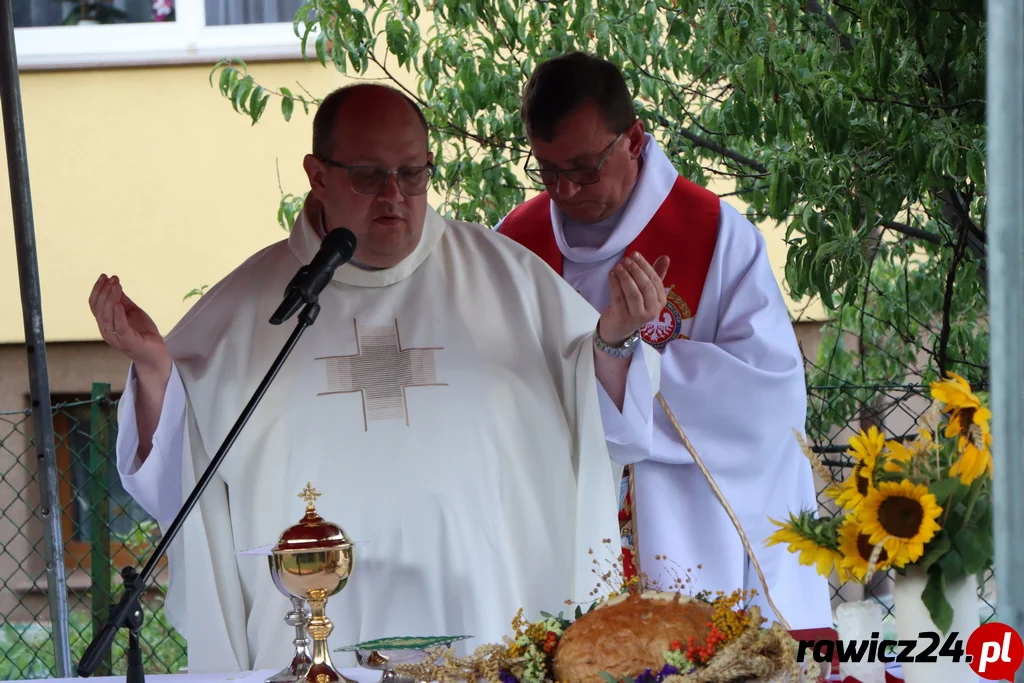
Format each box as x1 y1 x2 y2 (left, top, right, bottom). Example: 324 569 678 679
274 482 353 553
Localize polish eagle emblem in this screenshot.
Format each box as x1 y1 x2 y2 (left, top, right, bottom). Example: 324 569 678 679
640 286 691 349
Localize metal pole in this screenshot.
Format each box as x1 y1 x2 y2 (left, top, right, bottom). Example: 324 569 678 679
987 0 1024 634
0 2 72 676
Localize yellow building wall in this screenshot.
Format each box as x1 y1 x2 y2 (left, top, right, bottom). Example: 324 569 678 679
0 59 824 346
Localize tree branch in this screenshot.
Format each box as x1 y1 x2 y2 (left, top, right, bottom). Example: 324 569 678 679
702 165 769 179
859 225 885 385
936 222 970 377
719 185 768 198
935 184 988 280
676 128 768 173
858 96 985 111
805 0 856 51
881 220 944 245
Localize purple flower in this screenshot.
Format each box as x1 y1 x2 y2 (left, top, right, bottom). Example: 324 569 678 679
657 664 680 680
498 670 518 683
634 668 658 683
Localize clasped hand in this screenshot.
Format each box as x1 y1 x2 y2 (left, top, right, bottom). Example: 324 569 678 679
597 251 671 345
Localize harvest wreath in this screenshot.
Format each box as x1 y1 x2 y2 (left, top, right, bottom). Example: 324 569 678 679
383 559 824 683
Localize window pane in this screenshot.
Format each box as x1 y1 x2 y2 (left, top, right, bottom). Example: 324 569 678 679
204 0 305 26
13 0 175 27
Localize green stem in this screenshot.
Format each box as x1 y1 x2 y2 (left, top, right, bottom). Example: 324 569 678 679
962 478 983 523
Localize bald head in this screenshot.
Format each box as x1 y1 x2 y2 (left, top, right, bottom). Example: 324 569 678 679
312 84 429 159
303 82 435 269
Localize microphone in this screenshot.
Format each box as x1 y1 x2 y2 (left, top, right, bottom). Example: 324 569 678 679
270 227 357 325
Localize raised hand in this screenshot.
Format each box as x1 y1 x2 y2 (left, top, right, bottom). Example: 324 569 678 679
88 274 171 376
598 251 671 345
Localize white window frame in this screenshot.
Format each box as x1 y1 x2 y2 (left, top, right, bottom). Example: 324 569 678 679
14 0 309 71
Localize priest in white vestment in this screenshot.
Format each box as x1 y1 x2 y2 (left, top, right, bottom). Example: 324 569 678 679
496 52 833 631
89 85 667 673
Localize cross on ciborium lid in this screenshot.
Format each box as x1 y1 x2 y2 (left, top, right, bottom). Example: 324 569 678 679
274 482 353 553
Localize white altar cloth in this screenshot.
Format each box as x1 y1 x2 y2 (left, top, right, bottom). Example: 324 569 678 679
1 660 989 683
0 670 380 683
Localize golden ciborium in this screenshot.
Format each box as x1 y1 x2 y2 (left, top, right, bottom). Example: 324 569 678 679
270 483 356 683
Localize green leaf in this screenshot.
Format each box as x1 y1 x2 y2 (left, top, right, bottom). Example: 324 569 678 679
386 18 408 65
938 546 964 579
967 149 985 184
954 527 992 575
599 673 620 683
233 78 253 114
315 30 328 66
921 570 954 634
928 477 962 505
216 62 233 95
768 168 781 217
919 533 952 573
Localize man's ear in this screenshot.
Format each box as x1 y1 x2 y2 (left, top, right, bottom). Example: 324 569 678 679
303 154 327 200
628 119 646 159
427 151 435 166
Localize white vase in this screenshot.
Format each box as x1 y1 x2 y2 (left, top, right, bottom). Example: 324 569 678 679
892 565 979 683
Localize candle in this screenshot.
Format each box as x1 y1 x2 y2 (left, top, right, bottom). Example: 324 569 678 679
835 600 887 683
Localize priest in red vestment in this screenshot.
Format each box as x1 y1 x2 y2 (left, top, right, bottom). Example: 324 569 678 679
496 52 833 631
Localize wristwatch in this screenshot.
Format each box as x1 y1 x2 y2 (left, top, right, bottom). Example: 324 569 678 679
594 322 642 358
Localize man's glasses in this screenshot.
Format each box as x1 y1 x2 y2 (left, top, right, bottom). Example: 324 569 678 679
523 132 624 187
318 157 435 196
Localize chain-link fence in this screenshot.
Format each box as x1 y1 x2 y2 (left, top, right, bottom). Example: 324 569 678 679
0 380 999 679
1 384 186 680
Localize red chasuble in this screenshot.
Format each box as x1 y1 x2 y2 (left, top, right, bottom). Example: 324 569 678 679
498 175 721 582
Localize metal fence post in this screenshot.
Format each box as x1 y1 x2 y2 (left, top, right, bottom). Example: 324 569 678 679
0 0 71 676
89 383 114 676
987 0 1024 635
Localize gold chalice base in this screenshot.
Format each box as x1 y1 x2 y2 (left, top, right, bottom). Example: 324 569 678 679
271 546 355 683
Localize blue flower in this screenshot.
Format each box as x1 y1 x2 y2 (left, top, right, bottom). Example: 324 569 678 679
498 670 519 683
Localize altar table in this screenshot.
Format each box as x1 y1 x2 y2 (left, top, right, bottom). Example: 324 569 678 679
0 663 928 683
0 659 990 683
0 664 995 683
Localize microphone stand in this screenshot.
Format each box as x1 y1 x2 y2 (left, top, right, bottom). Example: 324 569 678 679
77 300 322 683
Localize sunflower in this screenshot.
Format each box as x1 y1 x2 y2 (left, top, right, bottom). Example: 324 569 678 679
828 427 885 511
859 480 943 567
929 372 994 484
766 516 849 582
837 515 890 583
882 439 914 473
950 429 993 485
930 372 988 439
770 518 847 581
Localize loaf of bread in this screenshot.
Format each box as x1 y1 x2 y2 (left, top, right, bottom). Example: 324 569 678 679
552 592 714 683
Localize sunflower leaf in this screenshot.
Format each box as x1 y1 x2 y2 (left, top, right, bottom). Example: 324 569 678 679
954 527 992 575
921 570 954 634
938 547 965 579
928 477 963 506
919 533 952 573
